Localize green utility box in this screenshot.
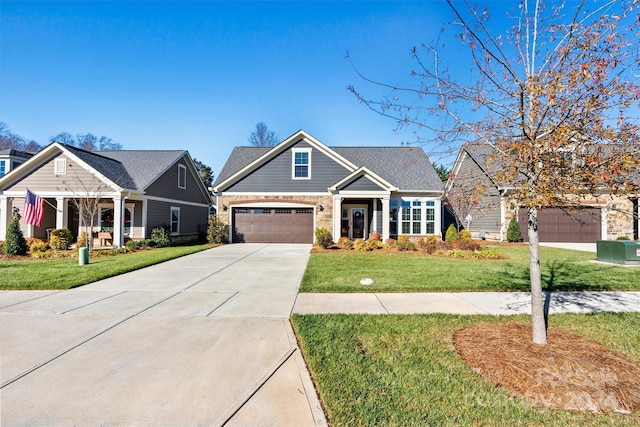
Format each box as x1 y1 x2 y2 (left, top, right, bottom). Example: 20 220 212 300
596 240 640 265
78 247 89 265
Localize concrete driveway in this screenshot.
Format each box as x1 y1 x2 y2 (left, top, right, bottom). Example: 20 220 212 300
0 244 326 427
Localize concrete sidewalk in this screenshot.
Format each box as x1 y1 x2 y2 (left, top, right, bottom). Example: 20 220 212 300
293 291 640 315
1 244 327 427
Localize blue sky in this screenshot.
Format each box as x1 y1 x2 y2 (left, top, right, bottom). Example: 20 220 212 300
0 1 462 176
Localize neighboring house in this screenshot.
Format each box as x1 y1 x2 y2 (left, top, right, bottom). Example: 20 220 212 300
213 130 443 244
0 143 212 246
446 144 639 242
0 149 33 177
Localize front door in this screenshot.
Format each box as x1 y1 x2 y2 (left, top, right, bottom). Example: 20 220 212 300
351 208 366 239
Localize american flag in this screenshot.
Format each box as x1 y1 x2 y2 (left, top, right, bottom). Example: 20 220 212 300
23 189 44 227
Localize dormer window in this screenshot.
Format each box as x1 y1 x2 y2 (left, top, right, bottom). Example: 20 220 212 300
178 164 187 189
292 148 311 179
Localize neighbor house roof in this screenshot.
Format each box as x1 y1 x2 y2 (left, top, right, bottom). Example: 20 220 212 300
215 144 443 192
95 149 188 190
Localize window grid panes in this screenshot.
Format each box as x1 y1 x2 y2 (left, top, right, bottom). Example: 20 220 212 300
294 152 309 178
171 208 180 234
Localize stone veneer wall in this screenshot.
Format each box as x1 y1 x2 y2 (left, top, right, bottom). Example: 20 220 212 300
217 195 334 234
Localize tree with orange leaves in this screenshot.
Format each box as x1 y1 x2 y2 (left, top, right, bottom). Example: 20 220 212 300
349 0 640 344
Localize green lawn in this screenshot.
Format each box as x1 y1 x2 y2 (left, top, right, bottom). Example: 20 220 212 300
0 244 213 290
292 312 640 426
300 245 640 292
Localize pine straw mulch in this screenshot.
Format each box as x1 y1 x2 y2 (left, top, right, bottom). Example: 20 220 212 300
453 323 640 414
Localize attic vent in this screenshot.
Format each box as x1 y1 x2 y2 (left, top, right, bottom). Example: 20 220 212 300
54 158 67 175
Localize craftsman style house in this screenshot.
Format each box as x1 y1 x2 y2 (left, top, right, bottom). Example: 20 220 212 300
213 130 444 243
0 143 212 246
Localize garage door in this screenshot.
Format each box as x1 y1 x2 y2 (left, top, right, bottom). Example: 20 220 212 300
232 207 314 243
518 208 601 243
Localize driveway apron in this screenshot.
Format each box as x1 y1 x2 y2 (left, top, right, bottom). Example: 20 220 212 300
0 244 326 427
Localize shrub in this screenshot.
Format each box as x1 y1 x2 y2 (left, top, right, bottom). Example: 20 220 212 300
125 240 145 251
337 237 354 250
506 217 523 242
144 239 157 247
354 237 380 252
315 227 333 249
151 225 171 248
459 229 472 241
4 218 28 255
31 250 53 259
417 235 439 254
207 215 229 244
49 229 73 250
458 239 482 251
396 235 416 251
616 236 631 240
29 240 50 254
385 238 397 248
445 224 458 243
76 231 89 248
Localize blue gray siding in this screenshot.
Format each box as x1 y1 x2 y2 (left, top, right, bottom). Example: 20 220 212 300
221 141 351 193
145 156 210 204
339 175 385 191
146 200 208 237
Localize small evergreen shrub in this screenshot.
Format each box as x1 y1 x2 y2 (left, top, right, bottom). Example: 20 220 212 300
337 237 354 250
151 225 171 248
459 230 472 241
207 215 229 244
125 240 145 251
396 235 416 251
314 227 333 249
506 217 523 242
385 238 397 248
144 239 157 247
49 229 73 250
4 218 28 255
445 224 459 243
616 236 631 240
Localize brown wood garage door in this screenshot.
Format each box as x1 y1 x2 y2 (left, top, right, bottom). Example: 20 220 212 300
232 207 314 243
518 208 601 243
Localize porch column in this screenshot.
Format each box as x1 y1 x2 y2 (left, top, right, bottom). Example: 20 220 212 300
499 196 506 242
434 199 442 238
332 194 342 243
0 196 8 239
141 199 147 239
113 196 124 247
55 197 67 230
381 196 390 242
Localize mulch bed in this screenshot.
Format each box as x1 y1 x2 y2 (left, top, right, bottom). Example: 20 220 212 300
454 322 640 414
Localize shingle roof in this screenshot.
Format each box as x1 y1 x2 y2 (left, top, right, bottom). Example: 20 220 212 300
96 149 187 190
214 145 443 191
64 145 186 191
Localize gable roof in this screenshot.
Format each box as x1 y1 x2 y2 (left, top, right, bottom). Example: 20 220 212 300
0 143 208 197
214 130 443 192
95 149 188 190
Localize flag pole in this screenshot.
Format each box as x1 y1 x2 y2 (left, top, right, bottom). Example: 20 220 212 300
26 188 63 212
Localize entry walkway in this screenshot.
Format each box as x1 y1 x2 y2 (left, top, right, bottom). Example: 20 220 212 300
0 244 326 427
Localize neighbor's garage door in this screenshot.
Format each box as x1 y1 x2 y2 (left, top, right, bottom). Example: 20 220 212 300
232 207 314 243
518 208 601 243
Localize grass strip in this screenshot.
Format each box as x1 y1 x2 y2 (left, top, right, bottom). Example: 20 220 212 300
291 312 640 426
300 246 640 292
0 244 212 290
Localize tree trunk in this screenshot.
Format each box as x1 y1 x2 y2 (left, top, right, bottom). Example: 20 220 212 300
527 207 547 345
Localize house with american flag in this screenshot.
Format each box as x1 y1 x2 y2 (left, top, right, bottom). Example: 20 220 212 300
0 143 212 247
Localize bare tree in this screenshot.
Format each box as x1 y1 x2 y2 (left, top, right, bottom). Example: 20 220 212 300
248 122 279 147
0 122 42 151
50 132 123 150
349 0 640 344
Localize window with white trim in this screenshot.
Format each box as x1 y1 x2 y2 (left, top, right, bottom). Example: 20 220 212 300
170 207 180 235
394 199 437 235
0 160 5 177
292 148 311 179
54 158 67 175
178 164 187 189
